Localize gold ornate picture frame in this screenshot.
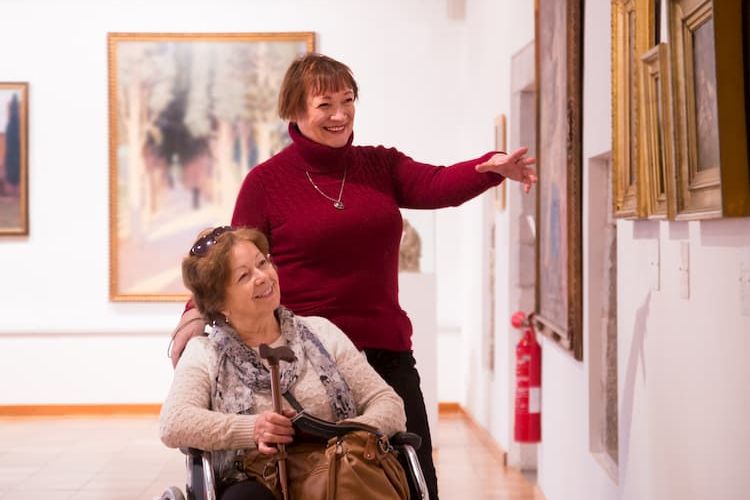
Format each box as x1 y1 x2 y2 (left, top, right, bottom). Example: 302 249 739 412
535 0 583 361
108 32 314 301
492 114 507 211
668 0 749 219
0 82 29 236
612 0 654 219
640 43 675 218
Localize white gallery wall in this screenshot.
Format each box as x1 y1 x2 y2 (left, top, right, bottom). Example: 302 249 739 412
0 0 502 404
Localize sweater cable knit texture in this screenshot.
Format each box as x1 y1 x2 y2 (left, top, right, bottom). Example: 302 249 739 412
231 124 502 351
160 315 407 482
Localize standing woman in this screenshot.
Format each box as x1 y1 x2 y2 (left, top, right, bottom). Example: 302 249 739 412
170 53 536 499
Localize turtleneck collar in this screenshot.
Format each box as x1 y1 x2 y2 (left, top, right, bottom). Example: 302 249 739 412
288 122 353 173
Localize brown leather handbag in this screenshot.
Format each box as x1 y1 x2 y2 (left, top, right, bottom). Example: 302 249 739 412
242 430 409 500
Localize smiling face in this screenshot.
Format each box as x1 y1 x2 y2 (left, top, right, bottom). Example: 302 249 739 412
220 240 280 323
295 88 356 148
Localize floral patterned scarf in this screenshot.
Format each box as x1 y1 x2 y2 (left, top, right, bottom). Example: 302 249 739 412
208 306 357 483
210 306 357 419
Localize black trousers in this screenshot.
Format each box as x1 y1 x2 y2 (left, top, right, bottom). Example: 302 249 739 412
364 349 439 500
220 479 275 500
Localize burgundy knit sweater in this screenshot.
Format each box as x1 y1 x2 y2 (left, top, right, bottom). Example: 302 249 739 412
231 124 502 351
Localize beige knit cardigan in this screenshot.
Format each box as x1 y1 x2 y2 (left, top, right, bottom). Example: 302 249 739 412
159 315 407 453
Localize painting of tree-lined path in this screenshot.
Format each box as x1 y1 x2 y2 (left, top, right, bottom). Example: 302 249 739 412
108 33 313 300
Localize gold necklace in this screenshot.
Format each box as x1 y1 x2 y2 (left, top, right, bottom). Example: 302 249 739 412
305 168 347 210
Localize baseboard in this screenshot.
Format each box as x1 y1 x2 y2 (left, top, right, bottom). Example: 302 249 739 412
438 401 463 414
2 402 475 419
0 404 162 417
438 401 508 467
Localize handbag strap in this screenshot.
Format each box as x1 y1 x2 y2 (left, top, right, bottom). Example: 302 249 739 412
327 441 339 500
283 391 305 412
283 391 383 441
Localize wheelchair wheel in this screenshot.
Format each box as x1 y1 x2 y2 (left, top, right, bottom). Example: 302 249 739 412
160 486 186 500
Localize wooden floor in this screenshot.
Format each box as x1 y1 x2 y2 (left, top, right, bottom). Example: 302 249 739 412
0 411 544 500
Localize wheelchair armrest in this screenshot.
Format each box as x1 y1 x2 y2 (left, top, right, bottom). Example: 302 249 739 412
390 431 422 450
177 448 217 500
183 447 205 458
391 435 429 500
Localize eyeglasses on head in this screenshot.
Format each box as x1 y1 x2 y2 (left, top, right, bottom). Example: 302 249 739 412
189 226 234 257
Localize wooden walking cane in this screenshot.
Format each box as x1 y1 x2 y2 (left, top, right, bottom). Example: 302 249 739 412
259 344 296 500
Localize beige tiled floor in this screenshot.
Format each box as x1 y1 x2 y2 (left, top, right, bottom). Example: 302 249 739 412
436 412 544 499
0 417 182 500
0 413 542 499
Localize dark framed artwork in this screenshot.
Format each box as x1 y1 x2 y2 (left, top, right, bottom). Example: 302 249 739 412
745 1 750 155
534 0 583 361
668 0 749 219
108 32 314 301
0 82 28 236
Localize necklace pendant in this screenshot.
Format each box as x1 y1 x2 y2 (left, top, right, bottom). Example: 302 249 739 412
333 201 345 210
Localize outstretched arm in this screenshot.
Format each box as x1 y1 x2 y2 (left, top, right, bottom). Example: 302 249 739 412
387 146 536 209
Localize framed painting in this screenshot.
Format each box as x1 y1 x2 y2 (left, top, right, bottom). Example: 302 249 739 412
0 82 28 236
108 32 315 301
612 0 655 218
668 0 749 219
534 0 583 361
640 43 676 218
487 221 496 372
745 1 750 150
492 114 507 211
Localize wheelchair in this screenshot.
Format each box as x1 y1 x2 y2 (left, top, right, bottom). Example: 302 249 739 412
160 431 429 500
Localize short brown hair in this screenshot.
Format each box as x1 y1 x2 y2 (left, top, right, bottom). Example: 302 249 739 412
278 53 359 121
182 227 270 324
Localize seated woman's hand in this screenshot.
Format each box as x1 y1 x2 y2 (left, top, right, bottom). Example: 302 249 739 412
254 409 296 455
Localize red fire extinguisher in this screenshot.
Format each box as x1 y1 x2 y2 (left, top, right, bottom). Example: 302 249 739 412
511 311 541 443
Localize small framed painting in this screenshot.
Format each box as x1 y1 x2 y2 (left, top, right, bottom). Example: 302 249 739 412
0 82 29 236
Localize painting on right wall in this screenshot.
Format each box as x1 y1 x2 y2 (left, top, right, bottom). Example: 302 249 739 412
611 0 750 220
668 0 749 218
535 0 583 361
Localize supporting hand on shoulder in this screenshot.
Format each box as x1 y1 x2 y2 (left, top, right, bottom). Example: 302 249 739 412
169 307 208 368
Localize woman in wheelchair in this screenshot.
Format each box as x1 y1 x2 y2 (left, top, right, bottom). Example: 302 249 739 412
160 226 407 500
